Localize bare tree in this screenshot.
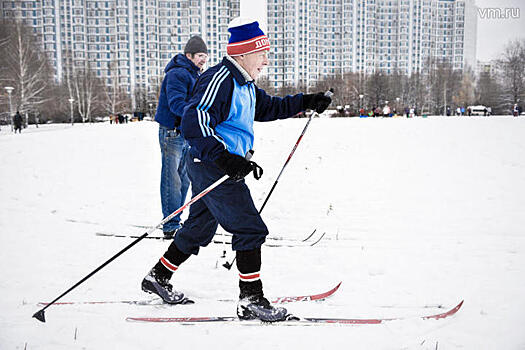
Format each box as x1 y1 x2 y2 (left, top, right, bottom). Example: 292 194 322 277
276 82 300 97
453 66 476 109
341 72 362 112
102 56 131 116
366 71 389 108
0 20 11 122
498 39 525 111
426 61 460 114
312 73 346 107
71 60 102 123
388 70 412 114
476 70 505 114
134 86 149 115
1 20 52 116
405 73 426 113
0 20 10 76
255 75 275 96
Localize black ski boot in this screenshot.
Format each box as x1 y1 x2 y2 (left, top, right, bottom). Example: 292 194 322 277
141 270 185 304
237 294 288 322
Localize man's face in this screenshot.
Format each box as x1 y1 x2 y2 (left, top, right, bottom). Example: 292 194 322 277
188 53 208 69
236 50 269 80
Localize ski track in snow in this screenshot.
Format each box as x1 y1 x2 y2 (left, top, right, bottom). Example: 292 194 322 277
1 117 524 349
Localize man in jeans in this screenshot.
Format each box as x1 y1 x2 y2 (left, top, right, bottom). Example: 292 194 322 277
154 36 208 239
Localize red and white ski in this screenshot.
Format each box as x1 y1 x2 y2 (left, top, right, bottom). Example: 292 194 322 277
125 300 463 325
38 282 341 307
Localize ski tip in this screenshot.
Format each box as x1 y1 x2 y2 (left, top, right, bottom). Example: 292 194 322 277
423 300 464 321
301 228 317 242
450 300 464 312
33 309 46 323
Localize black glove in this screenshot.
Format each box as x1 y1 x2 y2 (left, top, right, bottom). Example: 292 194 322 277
303 92 332 113
214 150 263 181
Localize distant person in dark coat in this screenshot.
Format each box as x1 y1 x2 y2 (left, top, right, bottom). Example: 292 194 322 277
13 111 23 133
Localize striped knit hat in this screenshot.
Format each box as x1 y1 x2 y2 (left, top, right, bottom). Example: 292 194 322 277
227 18 270 56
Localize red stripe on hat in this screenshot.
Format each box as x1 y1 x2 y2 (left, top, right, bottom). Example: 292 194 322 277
239 272 260 281
160 256 178 272
227 35 270 56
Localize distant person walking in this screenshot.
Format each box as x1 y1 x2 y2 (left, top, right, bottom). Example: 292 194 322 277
513 104 520 117
383 104 391 117
155 36 209 239
13 111 23 133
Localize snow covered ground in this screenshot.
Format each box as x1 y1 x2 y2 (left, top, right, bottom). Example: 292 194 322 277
1 116 524 349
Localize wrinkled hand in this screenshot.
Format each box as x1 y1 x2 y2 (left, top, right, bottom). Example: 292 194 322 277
214 150 263 181
303 92 332 113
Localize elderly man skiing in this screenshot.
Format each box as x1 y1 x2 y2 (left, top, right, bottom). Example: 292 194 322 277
142 18 331 322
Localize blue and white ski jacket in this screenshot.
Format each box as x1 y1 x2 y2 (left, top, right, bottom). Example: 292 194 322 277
181 56 304 162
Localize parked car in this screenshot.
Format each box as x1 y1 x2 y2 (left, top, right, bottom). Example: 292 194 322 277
468 105 490 116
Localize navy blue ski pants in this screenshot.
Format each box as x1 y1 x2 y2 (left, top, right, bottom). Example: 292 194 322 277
173 152 268 255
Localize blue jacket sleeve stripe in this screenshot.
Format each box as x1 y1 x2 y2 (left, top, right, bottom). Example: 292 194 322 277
204 70 230 112
212 134 227 149
202 110 214 136
197 109 209 137
197 66 228 111
196 109 226 149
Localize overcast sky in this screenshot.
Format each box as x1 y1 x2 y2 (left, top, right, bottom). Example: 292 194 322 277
240 0 525 62
475 0 525 61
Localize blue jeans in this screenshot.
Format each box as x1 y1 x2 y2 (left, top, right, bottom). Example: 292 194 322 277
159 125 190 232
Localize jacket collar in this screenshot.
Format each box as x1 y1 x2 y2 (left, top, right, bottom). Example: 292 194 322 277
223 55 253 85
165 53 200 74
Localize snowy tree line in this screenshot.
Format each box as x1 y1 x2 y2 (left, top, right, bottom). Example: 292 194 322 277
260 41 525 116
1 18 524 125
0 19 132 125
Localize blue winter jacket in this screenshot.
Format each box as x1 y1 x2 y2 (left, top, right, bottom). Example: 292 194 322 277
155 53 201 129
181 57 304 162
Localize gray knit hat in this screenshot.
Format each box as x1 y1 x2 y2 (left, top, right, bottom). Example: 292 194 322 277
184 36 208 54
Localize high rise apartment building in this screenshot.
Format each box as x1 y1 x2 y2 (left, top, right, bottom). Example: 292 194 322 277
0 0 240 107
266 0 477 88
2 0 476 93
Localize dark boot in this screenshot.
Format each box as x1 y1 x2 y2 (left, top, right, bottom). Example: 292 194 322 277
141 268 185 304
141 243 191 304
236 249 288 322
237 293 288 322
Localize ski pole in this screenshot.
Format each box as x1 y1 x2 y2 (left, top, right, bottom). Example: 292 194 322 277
33 174 229 323
222 89 334 270
260 89 333 212
259 113 313 213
